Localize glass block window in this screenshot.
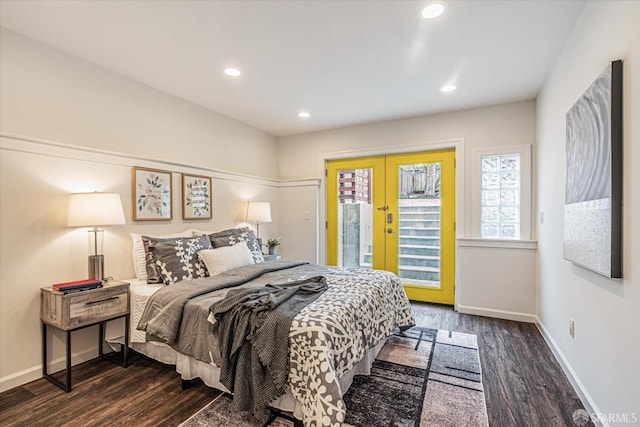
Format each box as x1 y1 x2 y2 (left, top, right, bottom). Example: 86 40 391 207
480 153 520 239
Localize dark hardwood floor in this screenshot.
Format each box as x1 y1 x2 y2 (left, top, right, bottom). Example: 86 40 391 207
411 303 589 427
0 302 589 427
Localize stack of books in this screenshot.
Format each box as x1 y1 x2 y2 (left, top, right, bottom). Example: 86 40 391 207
52 279 103 294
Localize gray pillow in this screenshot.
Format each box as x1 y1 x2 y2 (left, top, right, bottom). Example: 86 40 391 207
142 235 212 285
208 227 264 264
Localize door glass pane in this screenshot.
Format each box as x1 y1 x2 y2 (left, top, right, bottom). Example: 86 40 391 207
337 168 373 268
397 162 441 288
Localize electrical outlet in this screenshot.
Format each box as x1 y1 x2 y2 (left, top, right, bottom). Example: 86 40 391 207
569 318 575 338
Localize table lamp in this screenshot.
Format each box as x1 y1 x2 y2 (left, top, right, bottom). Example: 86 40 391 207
68 192 126 280
245 201 271 249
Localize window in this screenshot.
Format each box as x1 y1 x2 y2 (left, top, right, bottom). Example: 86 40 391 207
480 154 520 238
472 145 531 240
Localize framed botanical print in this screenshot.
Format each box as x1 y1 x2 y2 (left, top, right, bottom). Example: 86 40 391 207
182 174 212 219
132 167 172 220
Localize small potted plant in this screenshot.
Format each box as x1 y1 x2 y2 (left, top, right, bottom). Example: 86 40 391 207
265 237 281 255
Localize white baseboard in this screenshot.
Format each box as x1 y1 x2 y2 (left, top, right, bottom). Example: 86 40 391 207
0 348 97 393
535 317 608 427
456 305 537 323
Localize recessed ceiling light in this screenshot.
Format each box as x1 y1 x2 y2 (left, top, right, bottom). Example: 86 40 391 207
298 111 310 118
441 84 457 93
421 2 445 19
224 67 241 77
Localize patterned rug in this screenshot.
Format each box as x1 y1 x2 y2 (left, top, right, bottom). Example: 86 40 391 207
180 326 488 427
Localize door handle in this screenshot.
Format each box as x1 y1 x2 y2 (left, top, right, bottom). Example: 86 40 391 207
387 227 394 234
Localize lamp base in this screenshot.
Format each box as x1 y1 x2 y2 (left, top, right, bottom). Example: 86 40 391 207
88 255 104 280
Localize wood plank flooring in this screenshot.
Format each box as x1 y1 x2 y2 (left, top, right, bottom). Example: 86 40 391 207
411 303 590 427
0 302 589 426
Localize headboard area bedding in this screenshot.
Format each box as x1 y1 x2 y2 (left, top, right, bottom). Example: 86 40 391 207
142 235 212 284
130 227 264 285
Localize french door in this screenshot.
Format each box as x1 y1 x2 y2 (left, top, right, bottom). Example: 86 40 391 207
326 150 455 304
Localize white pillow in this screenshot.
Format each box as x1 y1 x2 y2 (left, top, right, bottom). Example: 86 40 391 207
130 231 193 280
191 229 217 237
198 242 255 276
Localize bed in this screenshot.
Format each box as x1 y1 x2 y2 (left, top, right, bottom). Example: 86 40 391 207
106 230 415 426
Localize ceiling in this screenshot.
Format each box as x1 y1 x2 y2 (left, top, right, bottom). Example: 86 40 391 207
0 0 585 137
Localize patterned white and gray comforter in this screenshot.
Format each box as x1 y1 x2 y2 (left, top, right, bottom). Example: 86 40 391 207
138 261 415 426
285 264 415 426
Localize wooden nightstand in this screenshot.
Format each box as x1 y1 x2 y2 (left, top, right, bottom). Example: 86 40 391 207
41 281 130 392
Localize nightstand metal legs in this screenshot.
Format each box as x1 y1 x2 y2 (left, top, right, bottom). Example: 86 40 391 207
98 316 129 368
41 314 129 393
42 323 72 392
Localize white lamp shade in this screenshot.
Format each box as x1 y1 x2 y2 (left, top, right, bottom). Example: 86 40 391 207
246 201 272 223
68 192 126 227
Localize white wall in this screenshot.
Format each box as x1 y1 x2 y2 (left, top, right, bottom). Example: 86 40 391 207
0 29 283 391
536 1 640 422
0 29 278 179
277 184 321 263
457 239 537 322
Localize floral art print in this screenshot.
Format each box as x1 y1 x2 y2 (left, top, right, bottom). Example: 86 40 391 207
133 167 172 220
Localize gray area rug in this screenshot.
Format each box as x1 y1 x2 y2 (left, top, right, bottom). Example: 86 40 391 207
180 326 488 427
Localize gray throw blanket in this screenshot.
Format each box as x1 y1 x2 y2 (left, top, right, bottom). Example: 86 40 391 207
210 275 328 422
137 260 309 344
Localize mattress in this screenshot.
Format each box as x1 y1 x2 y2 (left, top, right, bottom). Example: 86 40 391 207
105 279 177 364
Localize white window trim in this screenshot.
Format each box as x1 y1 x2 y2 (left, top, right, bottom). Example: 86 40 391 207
471 144 532 240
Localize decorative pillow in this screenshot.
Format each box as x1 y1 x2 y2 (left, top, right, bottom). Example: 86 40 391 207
143 236 212 285
131 231 193 280
198 243 255 276
208 227 264 263
191 229 216 237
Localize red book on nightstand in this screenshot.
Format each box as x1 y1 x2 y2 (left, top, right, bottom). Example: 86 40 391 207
52 279 103 292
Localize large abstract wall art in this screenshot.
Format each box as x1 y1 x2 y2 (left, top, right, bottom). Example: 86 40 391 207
564 60 622 278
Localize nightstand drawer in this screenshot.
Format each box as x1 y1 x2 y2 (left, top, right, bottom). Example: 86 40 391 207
41 281 131 392
68 287 128 327
41 282 130 330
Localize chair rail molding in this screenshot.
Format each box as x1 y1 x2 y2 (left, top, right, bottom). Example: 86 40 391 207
0 133 320 189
